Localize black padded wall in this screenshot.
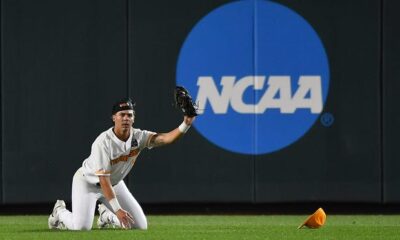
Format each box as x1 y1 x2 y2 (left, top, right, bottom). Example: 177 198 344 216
126 0 382 203
255 0 381 202
0 0 398 205
1 0 127 203
383 0 400 203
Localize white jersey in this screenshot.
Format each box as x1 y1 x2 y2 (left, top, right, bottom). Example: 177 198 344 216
82 127 156 186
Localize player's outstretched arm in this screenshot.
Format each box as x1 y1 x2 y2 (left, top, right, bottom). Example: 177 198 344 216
149 116 195 147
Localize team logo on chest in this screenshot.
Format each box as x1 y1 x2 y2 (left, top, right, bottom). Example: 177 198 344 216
111 147 139 166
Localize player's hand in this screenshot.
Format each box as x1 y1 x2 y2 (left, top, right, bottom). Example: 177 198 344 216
184 115 196 126
115 209 135 229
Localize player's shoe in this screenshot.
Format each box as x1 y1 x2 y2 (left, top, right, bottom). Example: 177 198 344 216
97 203 109 228
97 203 119 229
48 200 67 230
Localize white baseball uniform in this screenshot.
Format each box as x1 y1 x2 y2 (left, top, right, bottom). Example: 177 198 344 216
58 126 155 230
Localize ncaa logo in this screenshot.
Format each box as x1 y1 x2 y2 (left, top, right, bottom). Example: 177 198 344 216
177 0 329 155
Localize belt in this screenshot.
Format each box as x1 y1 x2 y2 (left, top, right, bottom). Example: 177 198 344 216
96 182 117 187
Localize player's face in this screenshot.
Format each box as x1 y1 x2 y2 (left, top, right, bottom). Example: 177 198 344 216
113 110 135 131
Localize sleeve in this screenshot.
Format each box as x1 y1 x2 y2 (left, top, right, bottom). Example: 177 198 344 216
91 141 112 176
140 130 157 150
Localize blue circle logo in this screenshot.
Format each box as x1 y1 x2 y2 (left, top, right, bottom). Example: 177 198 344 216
177 0 330 155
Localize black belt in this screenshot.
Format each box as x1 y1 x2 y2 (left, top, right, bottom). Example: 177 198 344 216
96 182 117 187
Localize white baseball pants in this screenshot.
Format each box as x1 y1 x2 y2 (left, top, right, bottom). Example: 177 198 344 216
58 167 147 230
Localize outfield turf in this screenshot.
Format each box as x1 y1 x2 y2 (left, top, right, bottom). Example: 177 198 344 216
1 215 400 240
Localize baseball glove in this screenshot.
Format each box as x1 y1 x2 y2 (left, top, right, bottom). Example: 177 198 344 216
174 86 198 117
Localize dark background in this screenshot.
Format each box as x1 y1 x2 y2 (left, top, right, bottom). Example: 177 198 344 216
1 0 399 211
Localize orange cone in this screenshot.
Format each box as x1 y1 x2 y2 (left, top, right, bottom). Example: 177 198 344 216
298 208 326 229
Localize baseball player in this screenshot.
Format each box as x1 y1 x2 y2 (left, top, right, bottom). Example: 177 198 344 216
48 97 196 230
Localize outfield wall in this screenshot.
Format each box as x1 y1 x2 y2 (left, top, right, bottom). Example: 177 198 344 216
0 0 399 205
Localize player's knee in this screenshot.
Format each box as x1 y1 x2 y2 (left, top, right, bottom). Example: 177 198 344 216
74 225 92 231
137 224 147 230
141 221 148 230
73 222 92 231
135 219 148 230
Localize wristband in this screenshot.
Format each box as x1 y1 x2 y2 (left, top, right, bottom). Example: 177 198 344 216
178 121 190 133
109 198 122 212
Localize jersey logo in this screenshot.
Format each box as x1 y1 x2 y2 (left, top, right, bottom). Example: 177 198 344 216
131 139 138 148
110 148 139 165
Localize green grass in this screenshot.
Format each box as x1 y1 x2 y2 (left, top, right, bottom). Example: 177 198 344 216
1 215 400 240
